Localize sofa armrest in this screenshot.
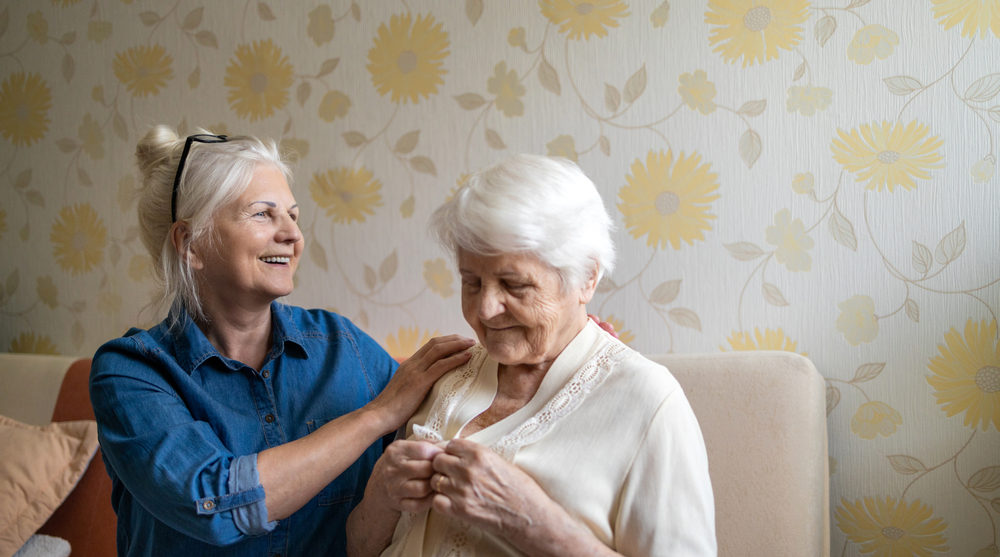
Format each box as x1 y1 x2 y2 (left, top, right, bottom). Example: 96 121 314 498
33 357 118 557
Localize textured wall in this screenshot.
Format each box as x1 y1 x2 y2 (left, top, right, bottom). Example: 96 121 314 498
1 1 998 554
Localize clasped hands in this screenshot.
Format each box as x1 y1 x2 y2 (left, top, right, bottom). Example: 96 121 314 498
369 438 545 536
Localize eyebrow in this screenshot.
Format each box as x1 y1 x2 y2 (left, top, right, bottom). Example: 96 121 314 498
248 201 299 210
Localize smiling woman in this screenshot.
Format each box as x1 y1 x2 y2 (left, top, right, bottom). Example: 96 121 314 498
89 125 475 556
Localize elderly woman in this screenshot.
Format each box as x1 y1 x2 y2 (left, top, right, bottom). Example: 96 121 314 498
89 125 474 556
347 154 716 556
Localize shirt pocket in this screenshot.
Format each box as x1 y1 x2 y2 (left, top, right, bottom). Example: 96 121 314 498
306 417 361 506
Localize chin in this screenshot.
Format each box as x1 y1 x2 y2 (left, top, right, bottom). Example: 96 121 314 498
483 344 530 366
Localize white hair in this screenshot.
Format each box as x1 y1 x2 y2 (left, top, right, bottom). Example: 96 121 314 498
431 154 615 290
134 125 291 327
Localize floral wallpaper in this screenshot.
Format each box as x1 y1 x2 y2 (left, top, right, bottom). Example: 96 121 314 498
1 1 998 555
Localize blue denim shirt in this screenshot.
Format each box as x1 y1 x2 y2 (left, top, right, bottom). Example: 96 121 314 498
90 303 397 556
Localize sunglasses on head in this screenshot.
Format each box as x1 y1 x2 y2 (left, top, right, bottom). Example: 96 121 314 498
171 133 229 222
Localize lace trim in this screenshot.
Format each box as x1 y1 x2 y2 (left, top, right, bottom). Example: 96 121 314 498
490 341 627 460
429 337 629 555
413 345 489 442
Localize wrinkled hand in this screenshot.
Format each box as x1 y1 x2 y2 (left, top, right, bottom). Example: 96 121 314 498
366 439 444 514
428 439 552 539
370 335 474 432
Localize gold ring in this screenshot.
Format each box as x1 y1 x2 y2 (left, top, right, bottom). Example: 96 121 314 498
434 475 444 491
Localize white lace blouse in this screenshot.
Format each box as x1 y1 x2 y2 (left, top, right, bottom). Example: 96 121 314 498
381 320 717 557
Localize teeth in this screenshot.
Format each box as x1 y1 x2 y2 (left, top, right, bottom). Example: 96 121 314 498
261 256 290 264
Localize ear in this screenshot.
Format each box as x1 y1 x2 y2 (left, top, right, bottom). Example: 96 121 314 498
170 221 204 270
578 260 600 305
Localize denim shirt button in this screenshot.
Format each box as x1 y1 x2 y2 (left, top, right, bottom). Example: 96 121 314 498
261 369 270 378
264 414 275 423
202 500 215 511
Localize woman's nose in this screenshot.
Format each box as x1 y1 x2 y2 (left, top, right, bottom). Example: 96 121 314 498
478 286 504 320
278 215 302 244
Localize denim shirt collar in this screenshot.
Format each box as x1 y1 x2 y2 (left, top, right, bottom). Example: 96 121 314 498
171 301 309 374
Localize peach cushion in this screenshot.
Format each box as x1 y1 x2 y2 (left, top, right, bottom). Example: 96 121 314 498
0 415 98 556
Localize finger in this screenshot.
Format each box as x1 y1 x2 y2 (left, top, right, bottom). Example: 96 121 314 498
399 494 436 513
390 439 445 461
442 437 485 459
408 335 475 363
397 477 434 499
430 492 454 516
430 473 449 493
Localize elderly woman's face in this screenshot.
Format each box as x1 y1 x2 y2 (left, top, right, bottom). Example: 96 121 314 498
193 164 303 306
459 249 590 368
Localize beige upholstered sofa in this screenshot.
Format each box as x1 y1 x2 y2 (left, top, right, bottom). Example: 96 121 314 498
0 350 828 556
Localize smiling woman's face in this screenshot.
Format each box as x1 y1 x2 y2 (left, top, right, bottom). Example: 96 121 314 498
458 249 592 368
192 164 304 308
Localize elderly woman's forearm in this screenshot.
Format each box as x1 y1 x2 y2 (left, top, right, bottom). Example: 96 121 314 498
501 495 623 557
345 497 399 557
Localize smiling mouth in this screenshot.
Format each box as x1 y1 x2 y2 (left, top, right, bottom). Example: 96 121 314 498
260 256 291 264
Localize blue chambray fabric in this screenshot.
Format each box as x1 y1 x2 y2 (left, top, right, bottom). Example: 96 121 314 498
90 302 397 556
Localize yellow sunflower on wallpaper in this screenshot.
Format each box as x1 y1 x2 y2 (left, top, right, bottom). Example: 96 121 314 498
310 167 383 224
385 327 440 360
835 496 949 556
766 208 813 272
50 203 107 275
423 258 454 298
931 0 1000 39
0 72 52 146
9 332 60 355
487 62 525 117
721 327 804 354
927 319 1000 431
112 44 173 97
831 120 944 192
705 0 810 67
618 150 720 250
539 0 631 40
225 40 294 122
367 13 449 104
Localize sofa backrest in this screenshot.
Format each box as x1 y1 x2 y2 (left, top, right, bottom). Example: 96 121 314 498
648 350 830 557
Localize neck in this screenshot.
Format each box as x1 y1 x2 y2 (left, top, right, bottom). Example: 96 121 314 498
196 299 273 370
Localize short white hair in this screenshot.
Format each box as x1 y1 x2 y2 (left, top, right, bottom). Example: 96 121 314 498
135 125 290 326
431 154 615 289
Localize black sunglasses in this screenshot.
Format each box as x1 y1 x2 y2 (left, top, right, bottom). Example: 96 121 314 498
171 133 229 222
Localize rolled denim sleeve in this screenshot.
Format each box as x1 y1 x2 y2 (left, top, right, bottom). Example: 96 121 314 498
225 454 277 535
91 338 267 545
